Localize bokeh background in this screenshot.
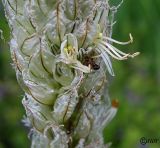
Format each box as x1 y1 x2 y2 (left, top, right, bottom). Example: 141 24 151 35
0 0 160 148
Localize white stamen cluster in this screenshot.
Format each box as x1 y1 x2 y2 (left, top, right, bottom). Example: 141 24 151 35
94 32 139 76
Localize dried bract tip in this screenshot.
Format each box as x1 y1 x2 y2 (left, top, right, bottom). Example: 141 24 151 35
112 99 119 108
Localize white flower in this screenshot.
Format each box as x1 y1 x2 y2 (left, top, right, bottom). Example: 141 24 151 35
60 33 91 73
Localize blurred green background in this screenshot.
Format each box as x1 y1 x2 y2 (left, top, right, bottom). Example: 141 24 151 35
0 0 160 148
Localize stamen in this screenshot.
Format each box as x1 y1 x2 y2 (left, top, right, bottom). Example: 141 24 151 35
102 33 133 45
97 47 114 76
130 52 140 58
100 40 139 59
91 54 101 58
64 47 68 53
100 41 128 58
105 41 130 56
98 33 103 39
98 44 128 60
